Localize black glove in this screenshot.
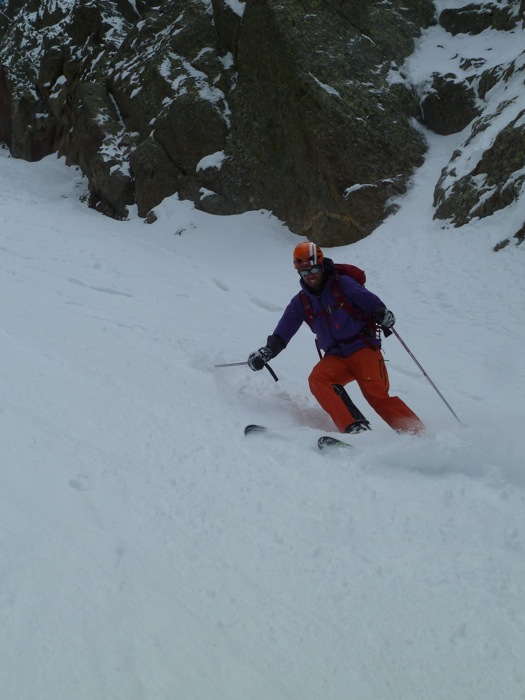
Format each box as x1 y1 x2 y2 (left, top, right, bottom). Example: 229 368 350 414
374 307 396 329
247 346 273 371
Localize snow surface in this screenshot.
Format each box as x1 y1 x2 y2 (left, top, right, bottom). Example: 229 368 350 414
222 0 246 19
1 10 525 700
196 150 228 172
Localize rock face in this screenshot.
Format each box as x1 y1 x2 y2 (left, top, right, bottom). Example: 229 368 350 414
214 1 435 244
428 2 525 237
439 2 520 35
0 0 435 244
434 108 525 225
419 73 480 136
0 0 524 245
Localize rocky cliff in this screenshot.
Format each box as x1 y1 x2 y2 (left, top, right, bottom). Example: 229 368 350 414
0 0 523 246
426 1 525 249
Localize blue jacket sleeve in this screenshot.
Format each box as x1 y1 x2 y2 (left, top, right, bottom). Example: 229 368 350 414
267 294 305 356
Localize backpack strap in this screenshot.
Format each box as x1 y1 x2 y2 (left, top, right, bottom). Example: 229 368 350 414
299 290 323 359
332 277 358 320
299 290 314 327
333 276 380 339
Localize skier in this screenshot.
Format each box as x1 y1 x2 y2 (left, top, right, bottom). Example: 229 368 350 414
247 242 424 435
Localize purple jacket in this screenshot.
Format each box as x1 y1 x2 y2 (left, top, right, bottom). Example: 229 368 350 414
269 260 386 358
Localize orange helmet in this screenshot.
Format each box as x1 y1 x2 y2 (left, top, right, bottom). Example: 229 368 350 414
293 242 324 269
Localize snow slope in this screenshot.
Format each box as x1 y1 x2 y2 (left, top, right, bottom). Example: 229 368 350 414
1 9 525 700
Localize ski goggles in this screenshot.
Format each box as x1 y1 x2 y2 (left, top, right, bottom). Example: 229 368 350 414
298 265 322 277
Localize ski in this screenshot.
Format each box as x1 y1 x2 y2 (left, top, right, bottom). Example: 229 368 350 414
244 424 353 451
244 424 268 435
317 435 353 450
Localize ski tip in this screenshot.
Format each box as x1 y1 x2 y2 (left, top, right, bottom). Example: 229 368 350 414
244 424 267 435
317 435 353 450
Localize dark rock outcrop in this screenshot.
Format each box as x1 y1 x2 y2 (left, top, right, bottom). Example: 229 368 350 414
431 1 525 229
212 0 436 244
0 0 435 244
1 0 524 243
420 73 480 135
434 108 525 225
439 2 521 35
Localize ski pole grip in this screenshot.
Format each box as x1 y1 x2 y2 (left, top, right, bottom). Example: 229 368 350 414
264 362 279 382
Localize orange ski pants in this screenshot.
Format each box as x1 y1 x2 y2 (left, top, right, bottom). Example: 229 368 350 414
308 347 424 434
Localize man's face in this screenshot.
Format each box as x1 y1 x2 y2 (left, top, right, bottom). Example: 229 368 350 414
298 264 323 289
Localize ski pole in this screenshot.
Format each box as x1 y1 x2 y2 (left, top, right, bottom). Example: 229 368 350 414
215 361 279 382
215 361 247 367
392 328 463 426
